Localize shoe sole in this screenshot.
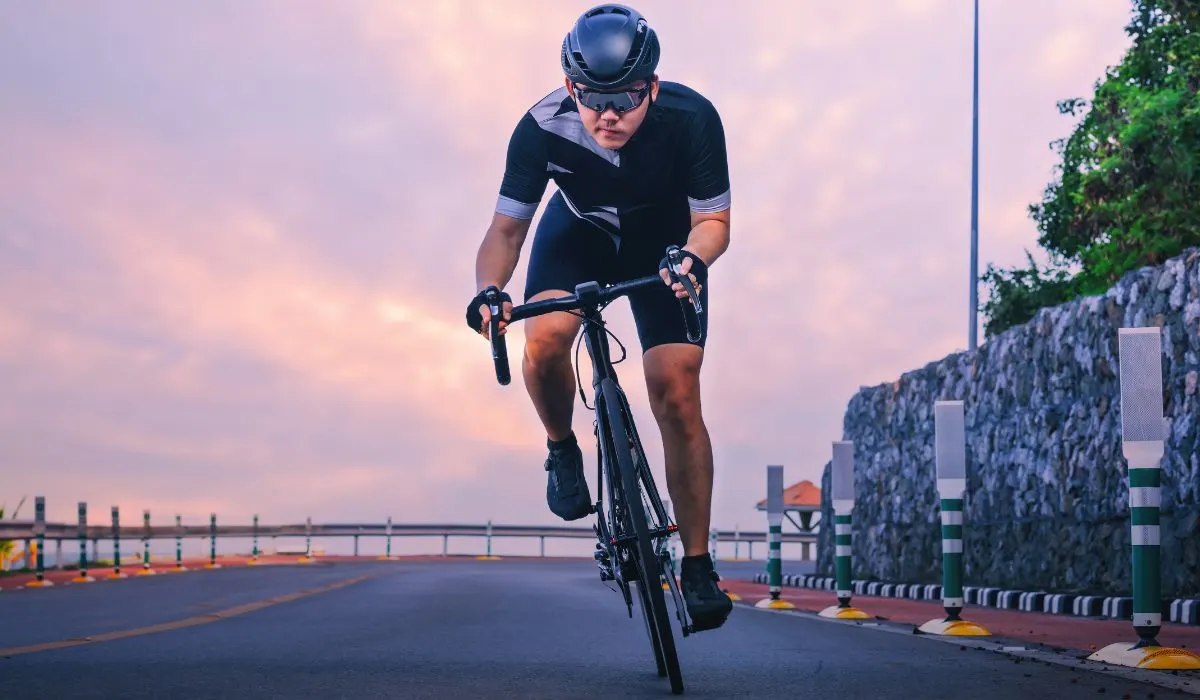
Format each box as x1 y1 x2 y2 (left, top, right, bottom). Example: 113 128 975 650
686 599 733 632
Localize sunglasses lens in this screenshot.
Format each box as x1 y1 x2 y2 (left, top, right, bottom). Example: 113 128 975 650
576 86 647 113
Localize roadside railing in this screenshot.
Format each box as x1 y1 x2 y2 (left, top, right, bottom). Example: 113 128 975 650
1 497 819 579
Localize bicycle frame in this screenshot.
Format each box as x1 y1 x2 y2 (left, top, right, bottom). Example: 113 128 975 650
572 281 697 660
479 244 702 693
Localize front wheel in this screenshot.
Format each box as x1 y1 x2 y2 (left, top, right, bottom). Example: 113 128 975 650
636 578 668 677
601 379 683 695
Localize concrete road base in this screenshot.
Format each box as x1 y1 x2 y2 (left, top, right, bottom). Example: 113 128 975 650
1088 642 1200 670
819 605 870 620
918 618 991 636
754 597 795 610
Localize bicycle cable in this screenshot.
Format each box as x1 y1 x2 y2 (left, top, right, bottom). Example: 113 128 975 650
566 300 628 411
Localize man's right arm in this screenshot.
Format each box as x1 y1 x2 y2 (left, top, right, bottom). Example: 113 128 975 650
475 112 549 293
469 112 549 335
474 212 532 293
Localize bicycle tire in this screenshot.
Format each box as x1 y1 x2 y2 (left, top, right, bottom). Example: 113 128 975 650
598 402 660 667
601 378 684 695
636 574 668 677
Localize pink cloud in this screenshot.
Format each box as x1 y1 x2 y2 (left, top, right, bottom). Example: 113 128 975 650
0 2 1138 540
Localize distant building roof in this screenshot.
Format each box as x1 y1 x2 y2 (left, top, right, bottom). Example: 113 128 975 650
755 479 821 511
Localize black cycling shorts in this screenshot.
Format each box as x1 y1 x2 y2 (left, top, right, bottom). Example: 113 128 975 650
523 191 709 353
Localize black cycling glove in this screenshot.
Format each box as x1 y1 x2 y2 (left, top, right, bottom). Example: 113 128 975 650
465 286 511 332
659 248 708 285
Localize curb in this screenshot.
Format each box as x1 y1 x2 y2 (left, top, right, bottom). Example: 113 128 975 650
750 572 1200 625
736 600 1200 697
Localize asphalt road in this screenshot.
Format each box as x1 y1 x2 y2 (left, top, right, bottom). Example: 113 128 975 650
0 559 1189 699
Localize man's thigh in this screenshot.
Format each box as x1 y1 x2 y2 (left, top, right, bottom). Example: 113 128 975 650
623 229 710 355
627 281 710 355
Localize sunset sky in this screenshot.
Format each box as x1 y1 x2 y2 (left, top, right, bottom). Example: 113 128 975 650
1 2 1135 552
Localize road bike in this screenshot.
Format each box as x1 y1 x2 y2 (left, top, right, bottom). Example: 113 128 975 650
480 245 703 695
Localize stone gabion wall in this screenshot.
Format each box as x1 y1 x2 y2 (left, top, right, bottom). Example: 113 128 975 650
816 247 1200 598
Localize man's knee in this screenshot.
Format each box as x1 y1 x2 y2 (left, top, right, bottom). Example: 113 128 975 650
523 290 581 369
644 344 704 427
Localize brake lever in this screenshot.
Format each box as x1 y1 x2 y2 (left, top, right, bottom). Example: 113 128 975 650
485 287 511 386
666 245 703 316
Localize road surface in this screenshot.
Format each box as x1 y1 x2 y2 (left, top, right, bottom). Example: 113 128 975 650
0 558 1191 698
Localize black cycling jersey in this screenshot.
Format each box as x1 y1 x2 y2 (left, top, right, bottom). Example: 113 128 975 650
495 80 731 244
494 80 729 353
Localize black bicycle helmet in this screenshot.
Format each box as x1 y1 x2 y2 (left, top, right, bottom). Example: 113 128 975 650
561 4 660 89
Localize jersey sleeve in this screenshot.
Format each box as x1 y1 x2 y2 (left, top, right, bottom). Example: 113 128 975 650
496 112 549 220
685 99 731 214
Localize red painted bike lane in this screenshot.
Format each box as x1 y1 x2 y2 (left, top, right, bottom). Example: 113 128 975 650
719 578 1200 654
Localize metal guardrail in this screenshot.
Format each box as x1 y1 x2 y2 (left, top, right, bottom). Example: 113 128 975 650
0 520 817 546
2 496 820 577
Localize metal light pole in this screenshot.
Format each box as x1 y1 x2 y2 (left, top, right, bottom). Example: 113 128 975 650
968 0 980 351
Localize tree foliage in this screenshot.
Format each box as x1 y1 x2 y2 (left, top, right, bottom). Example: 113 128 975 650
0 497 26 567
981 0 1200 338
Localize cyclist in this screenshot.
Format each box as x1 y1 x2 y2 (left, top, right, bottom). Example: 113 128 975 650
465 3 733 632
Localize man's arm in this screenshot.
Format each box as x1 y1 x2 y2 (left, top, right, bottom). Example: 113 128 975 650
475 212 533 293
662 209 728 299
673 95 731 288
684 208 730 268
468 109 547 336
480 110 548 291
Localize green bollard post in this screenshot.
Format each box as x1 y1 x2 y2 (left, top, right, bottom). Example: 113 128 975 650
138 509 156 576
109 506 127 579
477 519 499 560
206 512 221 569
756 465 793 609
667 501 677 573
299 516 314 563
248 514 260 565
819 441 868 619
662 500 675 592
1087 327 1200 668
73 502 95 583
379 516 394 561
174 514 187 572
919 400 989 635
26 496 53 588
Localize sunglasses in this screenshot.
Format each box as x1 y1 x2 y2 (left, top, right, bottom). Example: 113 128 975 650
572 83 652 114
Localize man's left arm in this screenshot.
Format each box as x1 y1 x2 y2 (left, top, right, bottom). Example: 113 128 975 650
668 98 731 291
684 208 730 269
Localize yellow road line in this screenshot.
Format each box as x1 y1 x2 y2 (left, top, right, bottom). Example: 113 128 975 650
0 573 375 658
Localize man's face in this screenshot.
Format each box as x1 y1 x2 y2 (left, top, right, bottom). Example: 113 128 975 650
568 76 659 150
